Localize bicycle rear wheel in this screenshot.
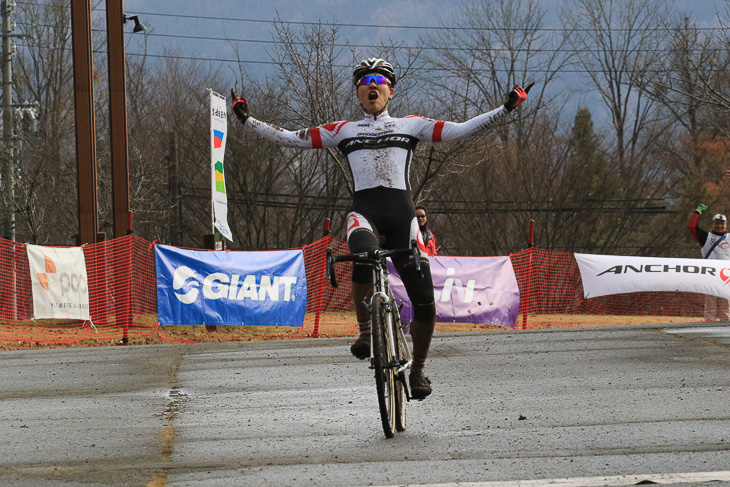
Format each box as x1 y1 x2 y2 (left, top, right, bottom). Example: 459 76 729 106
371 294 396 438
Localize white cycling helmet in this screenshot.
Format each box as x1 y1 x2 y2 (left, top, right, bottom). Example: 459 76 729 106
713 213 727 222
352 58 397 87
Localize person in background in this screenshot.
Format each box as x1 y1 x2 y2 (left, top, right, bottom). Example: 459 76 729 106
415 206 440 256
688 204 730 321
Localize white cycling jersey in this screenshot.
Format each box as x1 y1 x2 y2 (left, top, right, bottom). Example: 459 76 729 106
244 107 509 192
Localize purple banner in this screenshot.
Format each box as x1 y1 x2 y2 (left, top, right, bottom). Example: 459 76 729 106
388 256 520 328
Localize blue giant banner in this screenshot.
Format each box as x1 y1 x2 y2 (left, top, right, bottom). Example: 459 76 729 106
155 245 307 326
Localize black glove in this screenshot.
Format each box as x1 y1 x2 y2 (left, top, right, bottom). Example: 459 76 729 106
504 82 534 112
230 89 250 124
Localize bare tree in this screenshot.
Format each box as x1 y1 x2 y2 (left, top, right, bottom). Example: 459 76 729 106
552 0 695 255
10 0 92 243
658 3 730 121
425 0 572 135
650 16 730 207
147 54 227 246
415 0 575 254
564 0 673 169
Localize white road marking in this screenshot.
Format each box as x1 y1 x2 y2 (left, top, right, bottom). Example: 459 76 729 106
363 471 730 487
667 326 730 337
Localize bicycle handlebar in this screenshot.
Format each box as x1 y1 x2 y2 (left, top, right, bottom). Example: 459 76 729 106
326 240 423 288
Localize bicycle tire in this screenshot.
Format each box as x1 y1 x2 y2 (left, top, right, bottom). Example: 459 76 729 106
371 293 396 438
391 293 407 432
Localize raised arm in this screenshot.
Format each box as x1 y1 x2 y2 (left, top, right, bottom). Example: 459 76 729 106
230 90 338 149
689 205 709 246
416 83 532 143
435 106 510 142
244 117 321 149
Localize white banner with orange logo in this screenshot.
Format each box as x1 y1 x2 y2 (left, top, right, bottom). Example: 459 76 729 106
575 253 730 300
27 245 90 320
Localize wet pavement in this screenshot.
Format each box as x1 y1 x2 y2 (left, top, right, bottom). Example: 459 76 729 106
1 322 728 486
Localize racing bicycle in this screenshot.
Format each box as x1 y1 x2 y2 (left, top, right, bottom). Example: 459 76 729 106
326 240 420 438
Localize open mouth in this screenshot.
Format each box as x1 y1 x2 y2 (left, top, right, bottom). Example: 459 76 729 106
368 91 379 101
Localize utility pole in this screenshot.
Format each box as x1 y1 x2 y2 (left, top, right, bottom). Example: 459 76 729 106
167 131 182 246
71 0 99 245
1 0 16 240
2 1 37 242
106 0 130 239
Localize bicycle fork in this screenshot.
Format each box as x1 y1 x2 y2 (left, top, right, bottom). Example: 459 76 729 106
366 291 413 399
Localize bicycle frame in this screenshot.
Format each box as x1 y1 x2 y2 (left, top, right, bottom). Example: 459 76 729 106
369 256 412 377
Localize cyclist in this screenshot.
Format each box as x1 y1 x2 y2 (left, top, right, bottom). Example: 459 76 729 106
231 58 530 400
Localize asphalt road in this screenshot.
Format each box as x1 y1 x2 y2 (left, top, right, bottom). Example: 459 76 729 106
0 322 729 487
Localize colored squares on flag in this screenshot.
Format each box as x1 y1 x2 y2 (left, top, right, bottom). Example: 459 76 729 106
213 129 224 149
215 161 225 193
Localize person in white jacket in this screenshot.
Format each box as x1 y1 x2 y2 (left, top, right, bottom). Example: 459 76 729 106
688 204 730 320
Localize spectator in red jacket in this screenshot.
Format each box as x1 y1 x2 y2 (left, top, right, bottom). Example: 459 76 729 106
688 204 730 321
415 206 440 257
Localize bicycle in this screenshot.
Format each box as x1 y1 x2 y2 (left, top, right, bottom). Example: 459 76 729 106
326 240 421 438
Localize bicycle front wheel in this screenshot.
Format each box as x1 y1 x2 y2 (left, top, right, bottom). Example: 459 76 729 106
371 293 396 438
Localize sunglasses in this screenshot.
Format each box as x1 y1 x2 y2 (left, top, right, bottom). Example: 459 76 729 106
416 214 426 218
358 74 390 86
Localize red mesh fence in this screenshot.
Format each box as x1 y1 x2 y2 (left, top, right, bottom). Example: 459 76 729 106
0 237 705 345
0 236 159 344
301 235 355 337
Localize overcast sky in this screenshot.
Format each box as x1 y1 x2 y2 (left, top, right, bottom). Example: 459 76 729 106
121 0 725 73
117 0 726 123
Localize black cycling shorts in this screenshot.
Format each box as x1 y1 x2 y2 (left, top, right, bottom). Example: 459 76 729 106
345 187 421 283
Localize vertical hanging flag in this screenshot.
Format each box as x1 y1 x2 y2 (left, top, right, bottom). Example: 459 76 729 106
210 90 233 241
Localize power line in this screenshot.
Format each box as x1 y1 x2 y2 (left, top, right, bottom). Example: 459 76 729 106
21 24 724 55
14 20 729 60
17 23 564 52
17 43 730 74
128 9 716 33
181 187 677 215
15 0 728 33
